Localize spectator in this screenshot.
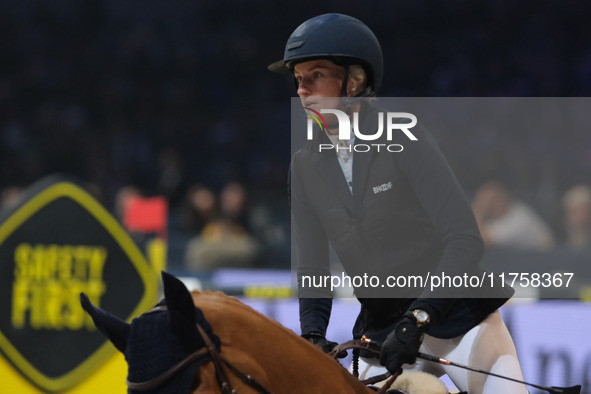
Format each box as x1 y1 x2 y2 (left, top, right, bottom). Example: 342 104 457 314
472 180 555 250
562 184 591 249
183 182 259 271
113 185 142 222
0 186 24 210
177 185 218 234
219 182 250 229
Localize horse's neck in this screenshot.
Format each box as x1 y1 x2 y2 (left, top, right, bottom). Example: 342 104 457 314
193 292 372 393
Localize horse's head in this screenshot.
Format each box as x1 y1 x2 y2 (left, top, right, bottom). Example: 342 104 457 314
82 272 382 394
80 272 220 393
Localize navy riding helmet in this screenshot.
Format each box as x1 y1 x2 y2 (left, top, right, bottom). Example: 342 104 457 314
268 13 384 94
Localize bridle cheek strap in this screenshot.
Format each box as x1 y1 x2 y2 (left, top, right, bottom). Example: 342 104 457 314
195 323 273 394
126 319 273 394
196 324 235 394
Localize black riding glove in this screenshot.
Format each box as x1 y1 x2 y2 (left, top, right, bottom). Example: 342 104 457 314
379 312 427 373
302 332 347 358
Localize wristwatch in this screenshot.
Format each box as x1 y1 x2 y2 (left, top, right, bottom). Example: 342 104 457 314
411 309 430 327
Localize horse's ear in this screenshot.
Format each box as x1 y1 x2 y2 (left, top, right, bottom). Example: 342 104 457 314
161 272 199 346
80 293 130 353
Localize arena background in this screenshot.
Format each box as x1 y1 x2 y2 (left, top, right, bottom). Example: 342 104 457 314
1 0 590 393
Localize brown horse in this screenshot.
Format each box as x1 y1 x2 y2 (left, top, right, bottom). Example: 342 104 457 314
191 294 373 393
80 272 373 393
80 272 447 394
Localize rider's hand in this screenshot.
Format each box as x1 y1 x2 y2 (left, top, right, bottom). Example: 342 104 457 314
302 332 347 358
379 313 427 373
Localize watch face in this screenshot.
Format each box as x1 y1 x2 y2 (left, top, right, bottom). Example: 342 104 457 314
414 310 429 323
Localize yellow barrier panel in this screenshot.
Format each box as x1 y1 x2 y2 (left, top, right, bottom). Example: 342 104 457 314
0 176 159 392
1 351 128 393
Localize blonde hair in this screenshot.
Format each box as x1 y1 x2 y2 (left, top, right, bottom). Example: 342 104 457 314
348 64 367 93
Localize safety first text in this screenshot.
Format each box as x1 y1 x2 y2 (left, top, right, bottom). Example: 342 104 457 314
12 243 107 331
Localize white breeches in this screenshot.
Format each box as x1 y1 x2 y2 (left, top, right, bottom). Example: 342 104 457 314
352 310 528 394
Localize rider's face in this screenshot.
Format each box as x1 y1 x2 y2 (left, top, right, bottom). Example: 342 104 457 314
293 59 345 111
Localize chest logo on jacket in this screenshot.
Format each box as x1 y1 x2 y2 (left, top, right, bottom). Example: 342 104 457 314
304 107 418 153
373 182 393 194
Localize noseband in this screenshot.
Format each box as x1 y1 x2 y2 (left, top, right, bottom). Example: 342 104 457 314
126 305 273 394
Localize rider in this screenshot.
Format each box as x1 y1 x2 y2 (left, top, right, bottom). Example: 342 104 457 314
269 13 528 393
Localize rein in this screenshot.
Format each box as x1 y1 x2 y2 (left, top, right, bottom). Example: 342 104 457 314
126 305 273 394
329 337 400 394
126 306 396 394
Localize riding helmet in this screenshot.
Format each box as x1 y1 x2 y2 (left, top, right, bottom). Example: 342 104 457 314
268 13 384 93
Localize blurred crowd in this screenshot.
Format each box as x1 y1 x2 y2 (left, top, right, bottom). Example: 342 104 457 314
2 0 591 269
472 181 591 251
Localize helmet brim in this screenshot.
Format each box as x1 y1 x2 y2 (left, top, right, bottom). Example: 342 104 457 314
267 60 290 74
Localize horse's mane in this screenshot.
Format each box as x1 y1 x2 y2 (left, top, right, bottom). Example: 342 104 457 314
191 290 298 335
189 290 373 394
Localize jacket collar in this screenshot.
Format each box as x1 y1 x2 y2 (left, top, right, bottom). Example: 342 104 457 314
311 102 383 212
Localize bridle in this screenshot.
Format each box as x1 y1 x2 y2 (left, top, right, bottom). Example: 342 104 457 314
125 305 273 394
125 306 397 394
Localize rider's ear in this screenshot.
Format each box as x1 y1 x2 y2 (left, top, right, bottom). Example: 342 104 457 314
161 271 200 348
80 292 130 352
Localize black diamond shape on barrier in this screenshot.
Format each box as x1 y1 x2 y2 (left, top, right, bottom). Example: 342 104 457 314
0 176 158 392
